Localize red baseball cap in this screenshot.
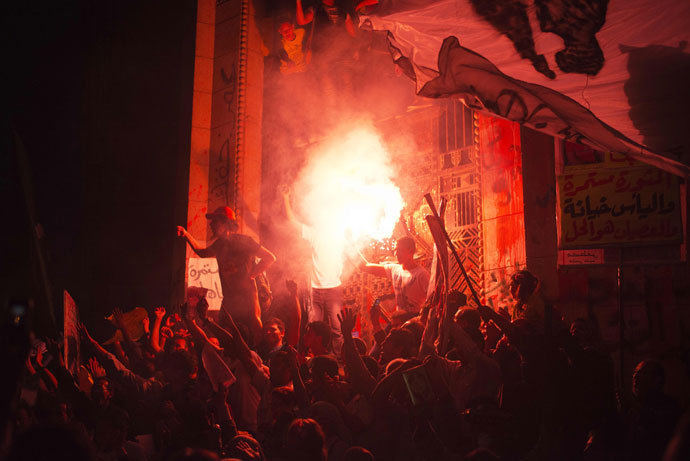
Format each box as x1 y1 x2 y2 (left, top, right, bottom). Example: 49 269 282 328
205 206 236 221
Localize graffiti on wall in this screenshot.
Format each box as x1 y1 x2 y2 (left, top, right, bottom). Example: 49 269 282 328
478 113 527 300
209 62 237 211
483 262 524 310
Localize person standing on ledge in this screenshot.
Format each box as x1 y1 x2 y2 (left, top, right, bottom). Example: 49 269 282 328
280 185 345 356
359 236 430 314
177 206 276 343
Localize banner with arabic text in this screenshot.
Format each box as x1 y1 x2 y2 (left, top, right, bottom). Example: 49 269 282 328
187 258 223 310
558 167 682 247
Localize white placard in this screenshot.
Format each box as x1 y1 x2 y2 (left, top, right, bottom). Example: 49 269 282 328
187 257 223 310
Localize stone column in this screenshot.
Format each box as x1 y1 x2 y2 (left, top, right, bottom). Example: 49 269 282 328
521 126 558 301
185 0 264 287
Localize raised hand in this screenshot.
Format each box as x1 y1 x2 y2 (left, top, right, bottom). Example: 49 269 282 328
35 345 46 368
176 226 188 238
154 306 166 320
285 279 298 296
78 322 95 344
166 313 181 328
235 440 259 459
87 357 106 379
337 307 357 337
112 308 126 330
160 326 174 339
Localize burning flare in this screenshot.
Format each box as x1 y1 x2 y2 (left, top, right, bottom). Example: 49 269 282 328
294 126 405 269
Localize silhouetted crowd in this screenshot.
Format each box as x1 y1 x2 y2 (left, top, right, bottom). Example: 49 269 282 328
3 265 689 461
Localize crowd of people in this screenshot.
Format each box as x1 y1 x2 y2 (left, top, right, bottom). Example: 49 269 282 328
2 202 689 461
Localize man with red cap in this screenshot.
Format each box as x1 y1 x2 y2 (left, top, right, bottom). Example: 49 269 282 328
177 206 276 342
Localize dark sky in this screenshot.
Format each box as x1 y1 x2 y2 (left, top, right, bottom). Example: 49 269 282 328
3 0 196 336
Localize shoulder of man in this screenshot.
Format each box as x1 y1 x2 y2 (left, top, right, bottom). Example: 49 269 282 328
384 263 401 274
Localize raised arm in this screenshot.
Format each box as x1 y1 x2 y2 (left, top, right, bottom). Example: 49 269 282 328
279 185 302 229
249 245 276 278
34 346 58 392
205 317 235 351
79 323 163 396
286 346 310 410
187 317 222 353
357 252 388 279
151 306 165 353
267 280 302 347
477 305 517 338
338 307 376 396
177 226 214 258
295 0 314 26
216 312 261 378
112 308 143 361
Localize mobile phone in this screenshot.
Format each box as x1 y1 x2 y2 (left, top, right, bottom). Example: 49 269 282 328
9 300 28 327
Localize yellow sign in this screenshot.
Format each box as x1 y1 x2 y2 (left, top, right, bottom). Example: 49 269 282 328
558 167 682 248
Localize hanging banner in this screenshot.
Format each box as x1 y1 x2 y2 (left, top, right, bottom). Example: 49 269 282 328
187 257 223 310
558 167 682 247
362 0 690 176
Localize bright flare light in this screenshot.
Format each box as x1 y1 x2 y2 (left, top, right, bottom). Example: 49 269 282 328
295 126 405 264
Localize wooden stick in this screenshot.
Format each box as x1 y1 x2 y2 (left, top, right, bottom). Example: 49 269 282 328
423 193 482 307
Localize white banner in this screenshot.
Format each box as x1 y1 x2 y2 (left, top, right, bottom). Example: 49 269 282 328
363 0 690 176
187 257 223 310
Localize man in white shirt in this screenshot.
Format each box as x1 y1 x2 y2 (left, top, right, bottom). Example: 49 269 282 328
280 186 344 355
359 236 430 314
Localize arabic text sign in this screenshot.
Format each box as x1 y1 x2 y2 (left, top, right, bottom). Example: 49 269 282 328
558 167 681 248
559 249 604 265
187 258 223 310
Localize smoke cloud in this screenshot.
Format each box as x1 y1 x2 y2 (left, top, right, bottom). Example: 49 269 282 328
260 24 419 287
294 124 405 272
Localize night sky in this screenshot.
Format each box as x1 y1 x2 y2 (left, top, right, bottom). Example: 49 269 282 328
3 0 196 337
